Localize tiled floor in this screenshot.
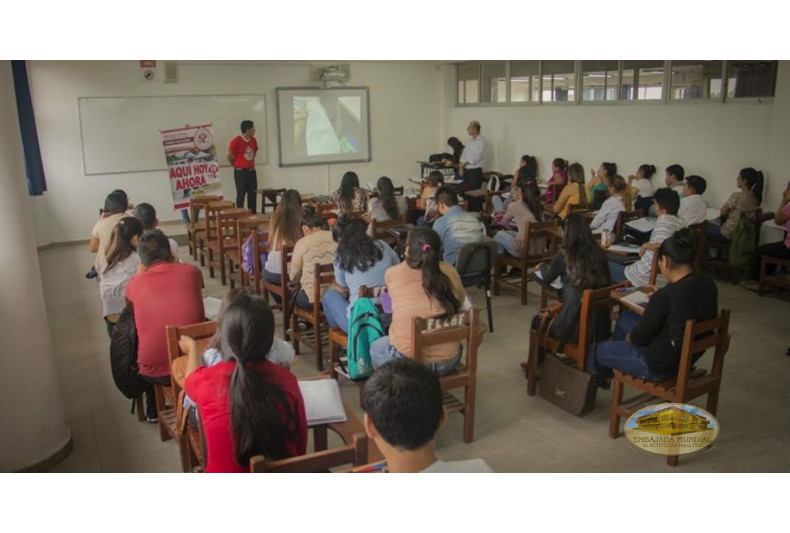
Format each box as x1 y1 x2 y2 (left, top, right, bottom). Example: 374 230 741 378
41 238 790 472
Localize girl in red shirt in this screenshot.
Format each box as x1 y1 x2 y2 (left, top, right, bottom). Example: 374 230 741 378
182 290 307 473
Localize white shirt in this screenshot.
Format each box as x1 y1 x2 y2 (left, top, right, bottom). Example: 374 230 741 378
632 178 654 199
460 135 486 169
590 195 625 234
99 253 140 317
678 194 708 226
420 459 493 473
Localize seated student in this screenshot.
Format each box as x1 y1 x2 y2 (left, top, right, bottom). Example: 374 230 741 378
532 213 613 351
587 228 718 384
544 158 568 203
321 216 400 332
333 171 367 215
133 202 180 261
609 188 686 288
492 155 538 213
628 164 656 212
263 189 303 302
586 162 617 209
678 175 708 226
369 228 468 377
553 162 588 220
289 211 336 310
90 190 131 274
417 171 444 227
493 183 544 258
99 217 143 337
650 164 685 217
181 291 307 473
740 183 790 291
363 358 493 473
589 175 630 235
431 185 486 266
708 167 764 243
125 230 205 422
442 136 465 182
368 176 407 222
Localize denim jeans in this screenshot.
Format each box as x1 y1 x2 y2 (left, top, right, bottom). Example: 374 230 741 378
494 230 521 258
707 221 728 243
608 260 627 283
322 288 350 332
294 290 312 310
613 310 641 341
141 375 171 420
369 336 463 377
490 195 504 213
181 208 201 224
586 341 671 382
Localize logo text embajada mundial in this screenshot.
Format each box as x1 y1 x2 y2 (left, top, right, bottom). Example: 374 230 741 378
625 403 719 456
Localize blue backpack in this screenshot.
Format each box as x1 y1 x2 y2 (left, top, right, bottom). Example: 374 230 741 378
346 298 386 380
242 232 268 275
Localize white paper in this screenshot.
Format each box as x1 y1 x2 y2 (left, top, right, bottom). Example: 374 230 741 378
534 268 563 290
620 290 650 310
203 296 222 320
706 207 721 221
625 217 656 234
298 379 347 426
607 244 641 254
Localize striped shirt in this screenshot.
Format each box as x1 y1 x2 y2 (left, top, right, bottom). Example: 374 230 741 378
290 230 338 303
625 214 686 288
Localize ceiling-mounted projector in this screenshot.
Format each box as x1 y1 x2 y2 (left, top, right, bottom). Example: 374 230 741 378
319 65 348 82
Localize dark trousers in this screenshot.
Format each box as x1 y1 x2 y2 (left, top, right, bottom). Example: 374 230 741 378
463 168 484 212
141 375 171 420
750 241 790 280
234 168 258 213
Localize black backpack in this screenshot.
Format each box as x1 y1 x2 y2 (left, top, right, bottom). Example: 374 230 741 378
109 308 146 400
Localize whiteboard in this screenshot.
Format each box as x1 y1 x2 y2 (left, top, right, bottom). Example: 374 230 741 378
78 94 267 175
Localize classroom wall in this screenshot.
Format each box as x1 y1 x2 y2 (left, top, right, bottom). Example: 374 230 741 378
442 62 790 213
26 61 445 246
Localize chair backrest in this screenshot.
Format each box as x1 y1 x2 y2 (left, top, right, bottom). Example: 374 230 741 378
576 282 628 350
249 432 368 473
410 307 481 376
522 219 559 259
217 208 250 250
359 285 386 299
188 195 221 229
250 228 270 295
592 189 608 210
676 309 730 400
569 203 591 216
687 220 708 272
165 321 218 400
311 262 336 307
456 239 498 283
203 201 234 240
369 216 407 242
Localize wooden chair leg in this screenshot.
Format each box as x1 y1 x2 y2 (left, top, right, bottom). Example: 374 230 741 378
608 375 624 439
706 389 720 417
208 248 215 278
527 330 539 396
314 319 324 371
463 383 476 443
199 239 206 266
667 454 679 467
493 257 501 296
135 395 146 422
291 313 300 355
520 271 528 305
485 285 494 333
154 385 172 443
219 253 227 285
329 331 338 380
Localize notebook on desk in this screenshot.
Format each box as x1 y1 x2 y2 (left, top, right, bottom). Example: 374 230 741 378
298 379 347 426
625 217 657 234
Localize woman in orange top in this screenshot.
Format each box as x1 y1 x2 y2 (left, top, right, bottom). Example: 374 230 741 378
552 162 588 220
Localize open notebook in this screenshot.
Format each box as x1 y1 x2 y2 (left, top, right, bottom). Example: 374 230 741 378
534 268 563 290
620 290 651 311
298 379 347 426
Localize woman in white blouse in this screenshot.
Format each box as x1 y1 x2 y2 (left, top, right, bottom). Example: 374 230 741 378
590 175 631 234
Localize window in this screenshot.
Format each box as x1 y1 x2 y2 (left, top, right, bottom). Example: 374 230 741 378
581 60 619 102
622 61 664 100
542 61 575 102
670 61 724 100
481 61 507 103
457 62 479 104
510 61 539 103
728 61 778 98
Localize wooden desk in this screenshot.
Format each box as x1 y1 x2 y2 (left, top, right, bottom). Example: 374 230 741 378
256 188 285 213
611 286 653 315
463 188 488 199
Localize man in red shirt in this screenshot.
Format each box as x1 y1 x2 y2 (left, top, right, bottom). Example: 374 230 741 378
126 230 205 421
227 120 259 213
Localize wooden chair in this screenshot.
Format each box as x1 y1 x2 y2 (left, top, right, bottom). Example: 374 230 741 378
411 307 482 443
257 188 285 214
198 201 234 267
456 239 498 333
165 321 217 473
613 209 646 243
608 309 731 467
369 215 407 247
569 203 592 215
493 219 559 305
261 244 294 340
249 432 368 473
187 195 221 260
207 207 249 285
484 189 504 217
291 263 335 371
759 254 790 295
705 210 765 283
527 282 627 396
228 215 270 289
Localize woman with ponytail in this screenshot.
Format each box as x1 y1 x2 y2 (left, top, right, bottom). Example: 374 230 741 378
709 167 764 242
368 176 407 222
544 158 568 203
99 216 143 336
182 289 307 473
369 227 469 376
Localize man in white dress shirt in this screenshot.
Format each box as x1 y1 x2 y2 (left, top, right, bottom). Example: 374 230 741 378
459 120 486 211
678 175 708 226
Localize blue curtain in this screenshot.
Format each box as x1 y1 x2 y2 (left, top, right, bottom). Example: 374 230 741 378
11 60 47 196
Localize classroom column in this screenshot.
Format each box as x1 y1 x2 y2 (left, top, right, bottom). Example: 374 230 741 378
0 61 72 471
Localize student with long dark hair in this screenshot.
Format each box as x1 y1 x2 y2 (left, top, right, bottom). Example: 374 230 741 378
333 171 367 214
708 167 764 242
629 164 656 211
99 217 144 336
531 213 613 346
494 183 545 258
443 137 465 180
90 190 131 273
544 158 568 203
369 228 468 376
587 228 718 384
587 162 617 209
263 189 303 302
553 162 588 219
368 176 407 221
418 171 444 226
182 290 308 473
321 216 400 332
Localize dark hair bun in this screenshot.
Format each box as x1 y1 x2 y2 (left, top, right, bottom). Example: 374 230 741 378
672 227 697 249
649 165 656 173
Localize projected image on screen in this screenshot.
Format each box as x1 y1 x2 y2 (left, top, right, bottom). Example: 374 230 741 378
277 87 370 166
293 96 362 156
